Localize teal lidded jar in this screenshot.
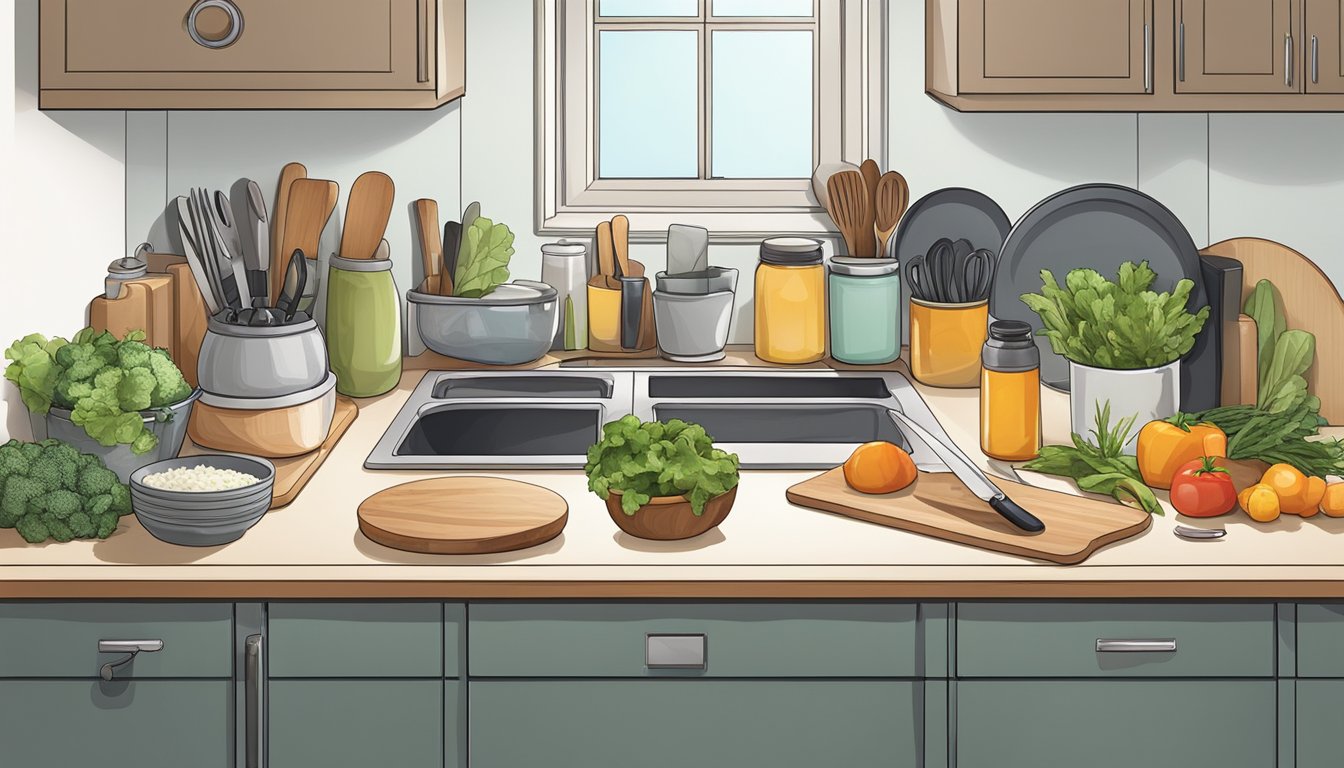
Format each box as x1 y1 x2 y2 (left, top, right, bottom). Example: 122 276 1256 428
828 257 901 365
326 254 402 397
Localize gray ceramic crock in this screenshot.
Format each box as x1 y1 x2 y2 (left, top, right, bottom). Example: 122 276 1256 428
197 312 329 399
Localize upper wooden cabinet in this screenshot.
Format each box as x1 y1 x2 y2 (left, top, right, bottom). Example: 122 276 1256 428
928 0 1344 111
39 0 464 109
954 0 1153 95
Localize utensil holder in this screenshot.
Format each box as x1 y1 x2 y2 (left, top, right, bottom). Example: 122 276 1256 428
587 261 656 353
909 298 989 388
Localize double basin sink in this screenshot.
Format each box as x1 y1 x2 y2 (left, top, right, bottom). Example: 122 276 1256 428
366 368 954 471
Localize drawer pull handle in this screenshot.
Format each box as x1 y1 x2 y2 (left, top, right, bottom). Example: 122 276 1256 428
98 639 164 680
1095 638 1176 653
245 635 265 768
645 633 706 669
186 0 244 50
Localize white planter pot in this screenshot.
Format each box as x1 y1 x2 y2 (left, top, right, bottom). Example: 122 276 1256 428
1069 360 1180 455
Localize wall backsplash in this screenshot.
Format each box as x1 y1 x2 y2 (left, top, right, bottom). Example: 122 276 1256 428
5 0 1343 443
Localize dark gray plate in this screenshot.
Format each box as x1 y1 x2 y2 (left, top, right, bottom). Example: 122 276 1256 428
893 188 1011 344
992 184 1212 407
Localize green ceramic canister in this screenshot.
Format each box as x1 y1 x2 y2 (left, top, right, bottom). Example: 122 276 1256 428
828 257 901 365
326 254 402 397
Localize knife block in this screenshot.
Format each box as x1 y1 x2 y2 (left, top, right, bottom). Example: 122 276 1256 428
587 260 656 353
85 253 208 388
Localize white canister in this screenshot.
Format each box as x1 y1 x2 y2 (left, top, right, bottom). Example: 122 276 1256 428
1069 359 1180 455
541 241 590 350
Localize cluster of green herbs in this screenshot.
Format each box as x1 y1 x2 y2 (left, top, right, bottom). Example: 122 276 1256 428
585 415 740 516
1020 260 1210 370
1022 401 1162 516
0 440 130 543
1191 280 1344 477
4 329 193 454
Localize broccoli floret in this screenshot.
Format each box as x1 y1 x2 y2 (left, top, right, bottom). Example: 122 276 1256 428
78 465 118 497
116 341 152 371
146 350 192 407
27 450 73 492
94 512 118 539
87 494 113 517
43 489 80 519
26 493 49 516
15 515 48 543
53 375 95 408
42 515 73 543
54 341 108 384
67 511 95 539
0 444 28 477
2 475 44 521
109 483 131 515
17 443 42 462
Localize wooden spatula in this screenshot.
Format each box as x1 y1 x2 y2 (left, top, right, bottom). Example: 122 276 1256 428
271 162 306 290
858 159 881 257
826 170 868 258
874 171 909 260
595 220 616 277
339 171 395 260
611 214 631 276
273 178 338 304
414 198 442 293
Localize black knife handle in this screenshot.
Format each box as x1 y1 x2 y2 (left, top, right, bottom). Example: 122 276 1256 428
618 276 644 350
990 495 1045 533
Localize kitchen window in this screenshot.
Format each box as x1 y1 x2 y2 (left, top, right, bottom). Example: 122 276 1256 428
536 0 888 241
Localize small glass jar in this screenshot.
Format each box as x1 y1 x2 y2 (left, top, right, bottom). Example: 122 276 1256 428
980 320 1042 462
754 237 825 364
326 254 402 398
828 257 900 365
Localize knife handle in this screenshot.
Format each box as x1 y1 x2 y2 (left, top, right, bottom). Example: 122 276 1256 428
246 270 268 307
990 495 1045 533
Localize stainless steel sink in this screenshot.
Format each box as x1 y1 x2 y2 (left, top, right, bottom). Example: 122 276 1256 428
366 369 951 471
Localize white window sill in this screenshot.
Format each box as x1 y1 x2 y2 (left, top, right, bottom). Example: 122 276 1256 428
537 210 841 244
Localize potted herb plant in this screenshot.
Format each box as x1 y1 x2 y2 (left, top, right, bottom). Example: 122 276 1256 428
585 415 741 541
1020 261 1209 454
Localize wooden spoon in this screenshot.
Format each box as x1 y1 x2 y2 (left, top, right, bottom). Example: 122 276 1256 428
611 214 631 276
274 178 338 304
413 198 442 293
339 171 395 260
270 162 306 300
858 159 881 257
595 220 616 277
825 170 868 257
874 171 909 260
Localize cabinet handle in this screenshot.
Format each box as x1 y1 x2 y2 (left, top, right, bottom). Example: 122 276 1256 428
1287 33 1294 87
1095 638 1177 653
417 0 431 83
185 0 243 50
245 634 265 768
1143 23 1151 92
1313 35 1320 84
645 633 707 669
1178 22 1186 82
97 639 164 681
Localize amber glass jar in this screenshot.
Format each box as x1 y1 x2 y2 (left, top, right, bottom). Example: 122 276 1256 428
754 237 825 364
980 320 1042 462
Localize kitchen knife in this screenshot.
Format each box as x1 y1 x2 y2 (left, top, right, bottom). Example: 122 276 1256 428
887 409 1045 533
244 180 270 306
441 220 462 297
212 190 252 308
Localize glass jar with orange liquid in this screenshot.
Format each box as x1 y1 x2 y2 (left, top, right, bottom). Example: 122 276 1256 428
980 320 1041 462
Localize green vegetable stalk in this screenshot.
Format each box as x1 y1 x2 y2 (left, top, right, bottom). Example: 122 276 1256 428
1022 401 1163 516
1019 260 1210 370
4 328 194 455
585 416 740 515
0 439 131 543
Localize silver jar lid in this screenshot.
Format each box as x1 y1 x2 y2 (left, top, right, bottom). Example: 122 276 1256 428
542 241 587 257
829 257 899 276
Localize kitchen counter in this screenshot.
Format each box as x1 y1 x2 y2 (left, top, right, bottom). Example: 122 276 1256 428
3 352 1344 599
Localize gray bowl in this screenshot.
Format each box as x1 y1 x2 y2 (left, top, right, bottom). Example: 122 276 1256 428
408 280 558 365
130 455 275 546
34 389 202 483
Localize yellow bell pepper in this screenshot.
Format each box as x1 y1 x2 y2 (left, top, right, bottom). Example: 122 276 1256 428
1136 415 1228 490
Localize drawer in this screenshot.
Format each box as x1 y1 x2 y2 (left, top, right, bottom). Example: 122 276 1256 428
956 602 1274 678
469 602 917 678
1297 680 1344 767
268 602 456 678
955 680 1276 768
0 602 232 678
269 680 455 768
0 680 232 767
471 680 918 768
1296 603 1344 677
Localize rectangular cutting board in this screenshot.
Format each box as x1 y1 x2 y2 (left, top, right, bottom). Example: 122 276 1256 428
786 468 1152 565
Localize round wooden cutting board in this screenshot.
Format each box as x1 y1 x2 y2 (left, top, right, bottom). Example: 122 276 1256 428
358 477 568 554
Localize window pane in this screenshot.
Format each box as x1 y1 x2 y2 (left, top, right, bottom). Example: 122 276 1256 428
712 0 813 16
599 0 698 17
711 31 812 178
599 31 699 179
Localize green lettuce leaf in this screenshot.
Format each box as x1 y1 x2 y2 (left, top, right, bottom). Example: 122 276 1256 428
453 216 515 298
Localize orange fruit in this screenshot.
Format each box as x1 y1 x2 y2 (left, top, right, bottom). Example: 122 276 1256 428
1241 483 1281 523
1322 483 1344 518
1262 463 1310 515
1301 476 1327 518
843 441 917 495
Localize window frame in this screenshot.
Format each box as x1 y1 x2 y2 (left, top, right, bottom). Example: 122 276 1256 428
535 0 888 243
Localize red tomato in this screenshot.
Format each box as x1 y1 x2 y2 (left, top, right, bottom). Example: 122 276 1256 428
1169 456 1237 518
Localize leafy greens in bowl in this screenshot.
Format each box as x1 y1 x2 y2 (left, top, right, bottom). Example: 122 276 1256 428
1019 260 1210 370
585 415 740 515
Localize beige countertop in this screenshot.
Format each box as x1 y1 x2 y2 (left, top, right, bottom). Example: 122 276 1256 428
4 354 1344 599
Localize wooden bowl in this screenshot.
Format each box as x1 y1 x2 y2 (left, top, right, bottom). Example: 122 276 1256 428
604 485 738 541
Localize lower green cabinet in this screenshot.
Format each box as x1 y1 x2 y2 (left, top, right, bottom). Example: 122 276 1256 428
1296 680 1343 767
0 680 233 767
470 680 919 768
954 680 1277 768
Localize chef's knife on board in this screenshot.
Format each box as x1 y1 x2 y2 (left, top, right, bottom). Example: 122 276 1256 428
887 409 1045 533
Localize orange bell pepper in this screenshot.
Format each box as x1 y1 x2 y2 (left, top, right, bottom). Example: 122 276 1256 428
1136 415 1228 490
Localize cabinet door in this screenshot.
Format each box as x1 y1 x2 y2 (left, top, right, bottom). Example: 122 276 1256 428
471 680 918 768
955 680 1276 768
1298 680 1344 767
1306 0 1344 91
1178 0 1301 92
0 680 232 767
957 0 1152 94
269 679 451 768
